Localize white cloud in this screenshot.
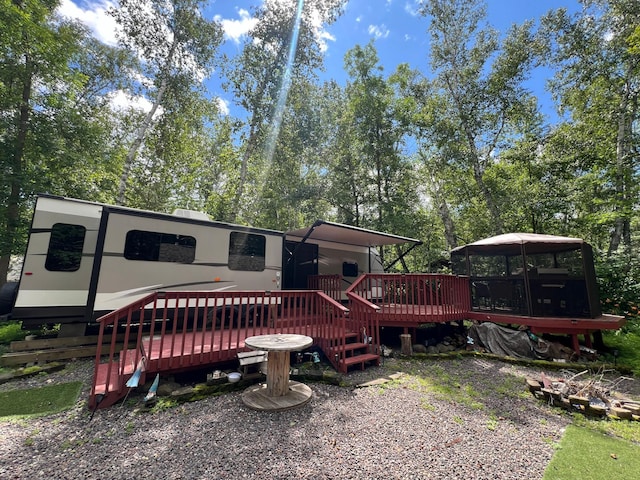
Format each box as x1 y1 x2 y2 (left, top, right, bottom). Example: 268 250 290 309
215 3 337 53
56 0 119 46
355 15 362 23
107 90 163 119
304 3 337 53
318 31 336 53
404 1 421 17
216 97 230 116
368 24 390 39
214 8 258 44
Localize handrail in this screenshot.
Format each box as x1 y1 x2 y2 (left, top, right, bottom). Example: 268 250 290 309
308 274 342 301
346 273 471 324
90 289 351 409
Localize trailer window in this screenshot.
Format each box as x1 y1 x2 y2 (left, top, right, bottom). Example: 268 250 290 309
343 262 359 277
124 230 196 263
228 232 265 271
45 223 86 272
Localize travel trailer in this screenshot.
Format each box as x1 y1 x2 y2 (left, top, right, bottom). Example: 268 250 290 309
1 195 420 330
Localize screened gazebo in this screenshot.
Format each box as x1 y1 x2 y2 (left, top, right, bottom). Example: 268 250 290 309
451 233 601 319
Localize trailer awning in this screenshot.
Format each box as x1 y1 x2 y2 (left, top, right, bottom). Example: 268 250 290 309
285 220 422 248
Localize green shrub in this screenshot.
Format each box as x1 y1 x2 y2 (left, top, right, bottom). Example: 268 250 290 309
0 321 28 345
595 251 640 326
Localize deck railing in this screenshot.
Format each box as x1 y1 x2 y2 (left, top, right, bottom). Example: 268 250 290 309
344 288 381 354
346 273 472 324
307 274 342 302
90 289 349 409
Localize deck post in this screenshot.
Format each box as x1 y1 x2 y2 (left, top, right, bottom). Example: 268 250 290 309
400 334 412 356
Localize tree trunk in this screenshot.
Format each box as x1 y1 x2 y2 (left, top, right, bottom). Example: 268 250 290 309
2 52 33 286
607 71 633 256
116 40 177 206
0 256 10 288
429 174 458 249
438 196 458 249
471 155 504 235
229 124 257 223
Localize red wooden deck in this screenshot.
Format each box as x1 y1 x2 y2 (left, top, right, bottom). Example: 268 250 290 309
93 327 280 397
90 274 626 410
373 304 468 326
467 311 626 352
90 290 374 409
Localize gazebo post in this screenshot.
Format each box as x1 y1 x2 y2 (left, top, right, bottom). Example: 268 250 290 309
521 243 533 317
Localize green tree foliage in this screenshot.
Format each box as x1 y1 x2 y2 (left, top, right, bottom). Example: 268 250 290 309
326 43 421 265
252 79 335 230
221 0 346 224
343 43 412 229
0 0 126 285
418 0 541 242
540 0 640 256
110 0 224 206
629 25 640 54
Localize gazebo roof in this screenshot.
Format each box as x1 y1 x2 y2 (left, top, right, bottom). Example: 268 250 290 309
451 233 586 256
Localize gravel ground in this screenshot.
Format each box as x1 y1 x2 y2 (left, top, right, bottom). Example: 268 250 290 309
1 356 635 480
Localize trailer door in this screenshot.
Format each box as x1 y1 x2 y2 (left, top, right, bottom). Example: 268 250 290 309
283 241 318 289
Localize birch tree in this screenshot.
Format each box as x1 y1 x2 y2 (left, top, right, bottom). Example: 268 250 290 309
419 0 540 236
541 0 640 256
222 0 345 223
110 0 223 205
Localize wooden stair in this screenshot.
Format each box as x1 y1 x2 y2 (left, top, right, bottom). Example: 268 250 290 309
325 332 381 372
339 353 380 371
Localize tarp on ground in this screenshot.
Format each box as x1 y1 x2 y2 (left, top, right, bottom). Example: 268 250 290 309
468 322 573 360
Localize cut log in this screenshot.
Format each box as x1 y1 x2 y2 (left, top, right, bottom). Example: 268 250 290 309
526 378 542 392
610 407 633 420
587 404 607 417
623 404 640 416
568 395 590 407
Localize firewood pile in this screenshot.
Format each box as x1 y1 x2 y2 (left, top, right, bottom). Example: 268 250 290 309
526 369 640 420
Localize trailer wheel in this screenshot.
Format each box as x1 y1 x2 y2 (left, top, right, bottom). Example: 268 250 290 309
0 282 18 316
246 305 269 327
206 306 238 329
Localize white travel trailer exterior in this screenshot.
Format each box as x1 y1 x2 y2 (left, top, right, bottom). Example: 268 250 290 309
5 195 420 329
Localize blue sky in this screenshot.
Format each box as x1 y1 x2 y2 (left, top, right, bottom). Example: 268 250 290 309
61 0 581 122
210 0 580 122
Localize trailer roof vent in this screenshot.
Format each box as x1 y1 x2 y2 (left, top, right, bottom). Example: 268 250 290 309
172 209 211 221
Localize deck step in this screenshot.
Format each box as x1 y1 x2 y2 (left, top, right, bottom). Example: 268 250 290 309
328 342 370 354
119 348 142 376
339 353 380 371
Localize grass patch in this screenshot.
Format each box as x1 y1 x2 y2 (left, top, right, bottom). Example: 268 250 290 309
0 320 43 344
543 425 640 480
0 382 83 420
398 363 485 410
0 321 43 360
602 330 640 376
572 413 640 444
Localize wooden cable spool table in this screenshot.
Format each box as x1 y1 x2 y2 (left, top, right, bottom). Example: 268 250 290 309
241 333 313 412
